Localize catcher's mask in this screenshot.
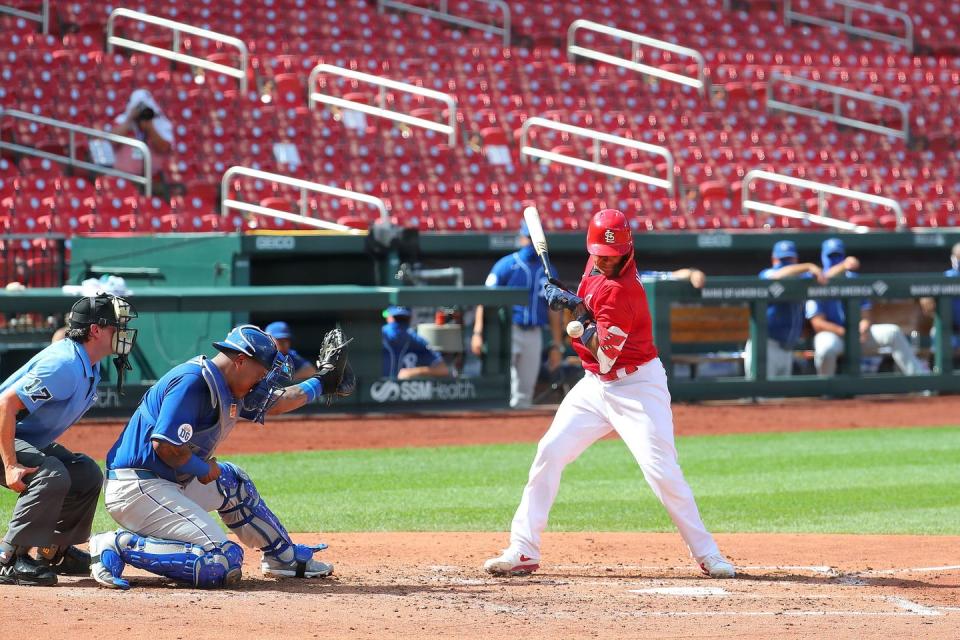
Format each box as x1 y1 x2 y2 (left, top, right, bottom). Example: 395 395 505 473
68 293 138 393
213 324 292 423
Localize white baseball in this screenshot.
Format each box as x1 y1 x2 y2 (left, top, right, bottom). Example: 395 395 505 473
566 320 584 338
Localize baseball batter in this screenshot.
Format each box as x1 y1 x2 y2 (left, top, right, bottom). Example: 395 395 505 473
89 325 354 590
484 209 735 578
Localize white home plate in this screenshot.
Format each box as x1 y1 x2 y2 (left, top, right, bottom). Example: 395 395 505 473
629 587 729 597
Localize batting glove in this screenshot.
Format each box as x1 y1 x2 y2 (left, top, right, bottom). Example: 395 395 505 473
544 283 584 312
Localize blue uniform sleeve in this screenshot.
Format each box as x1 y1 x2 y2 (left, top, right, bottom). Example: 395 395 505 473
759 267 775 279
151 375 210 446
411 334 443 366
287 349 312 372
14 357 81 413
484 255 512 288
805 299 825 320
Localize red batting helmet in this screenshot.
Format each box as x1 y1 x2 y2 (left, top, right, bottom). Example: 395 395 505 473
586 209 633 256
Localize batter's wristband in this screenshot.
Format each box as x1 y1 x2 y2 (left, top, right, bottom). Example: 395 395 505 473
298 377 322 403
581 324 598 344
178 454 211 478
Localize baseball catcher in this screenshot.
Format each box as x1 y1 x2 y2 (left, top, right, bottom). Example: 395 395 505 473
90 324 356 590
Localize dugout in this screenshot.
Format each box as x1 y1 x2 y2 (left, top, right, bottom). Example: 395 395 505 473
3 229 960 414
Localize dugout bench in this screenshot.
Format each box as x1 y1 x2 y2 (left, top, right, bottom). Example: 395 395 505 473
668 300 934 379
644 275 960 401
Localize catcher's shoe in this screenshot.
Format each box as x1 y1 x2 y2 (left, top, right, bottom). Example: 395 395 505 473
483 549 540 576
89 532 130 590
262 555 334 578
698 552 736 579
38 545 90 576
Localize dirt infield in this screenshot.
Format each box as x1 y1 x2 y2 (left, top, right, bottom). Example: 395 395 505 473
5 395 959 639
4 533 958 639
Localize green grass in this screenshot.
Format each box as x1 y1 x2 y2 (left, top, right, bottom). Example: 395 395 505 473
3 426 960 535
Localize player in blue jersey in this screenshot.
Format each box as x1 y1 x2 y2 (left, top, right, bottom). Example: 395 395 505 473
806 238 927 376
920 242 960 351
382 306 450 379
471 221 563 408
89 324 354 590
743 241 826 378
265 321 317 381
0 293 137 586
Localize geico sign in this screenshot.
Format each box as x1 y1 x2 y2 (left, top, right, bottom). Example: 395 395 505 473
369 379 477 403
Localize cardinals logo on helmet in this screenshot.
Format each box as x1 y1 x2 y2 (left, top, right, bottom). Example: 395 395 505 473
604 229 615 243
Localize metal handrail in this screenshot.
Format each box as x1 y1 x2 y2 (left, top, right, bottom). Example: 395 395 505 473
519 116 675 194
741 169 906 232
221 166 384 234
308 64 458 146
0 108 152 196
767 73 910 140
784 0 913 53
567 19 708 97
377 0 511 47
106 8 249 93
0 0 49 34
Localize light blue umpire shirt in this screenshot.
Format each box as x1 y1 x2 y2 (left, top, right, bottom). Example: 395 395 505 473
0 338 100 449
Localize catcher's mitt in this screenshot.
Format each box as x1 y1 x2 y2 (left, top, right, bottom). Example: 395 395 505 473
313 328 356 403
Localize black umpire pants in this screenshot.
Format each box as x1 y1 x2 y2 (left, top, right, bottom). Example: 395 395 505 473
0 440 103 550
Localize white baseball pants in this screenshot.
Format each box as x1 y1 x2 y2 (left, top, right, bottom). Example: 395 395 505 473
104 475 231 548
743 338 794 378
507 358 720 561
813 324 927 376
511 326 542 409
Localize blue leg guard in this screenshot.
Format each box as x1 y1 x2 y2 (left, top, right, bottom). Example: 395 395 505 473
114 531 244 588
215 462 327 565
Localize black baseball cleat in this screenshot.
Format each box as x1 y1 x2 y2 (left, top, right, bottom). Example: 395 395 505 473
38 545 91 576
0 554 58 586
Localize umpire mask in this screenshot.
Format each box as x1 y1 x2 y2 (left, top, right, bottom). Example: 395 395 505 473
68 294 139 393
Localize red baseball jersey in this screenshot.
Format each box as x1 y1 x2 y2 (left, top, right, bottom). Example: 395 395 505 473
571 254 658 375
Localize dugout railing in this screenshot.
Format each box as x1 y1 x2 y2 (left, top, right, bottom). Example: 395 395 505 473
644 275 960 401
0 285 527 415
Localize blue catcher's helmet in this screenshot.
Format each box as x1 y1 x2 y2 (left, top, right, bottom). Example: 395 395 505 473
212 325 293 423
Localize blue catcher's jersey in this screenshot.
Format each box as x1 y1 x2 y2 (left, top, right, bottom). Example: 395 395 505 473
758 266 814 347
381 323 442 377
805 271 871 326
107 356 251 483
484 245 549 327
0 338 100 449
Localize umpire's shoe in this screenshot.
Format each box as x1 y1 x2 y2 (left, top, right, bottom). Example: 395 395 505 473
38 545 91 576
0 553 58 586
